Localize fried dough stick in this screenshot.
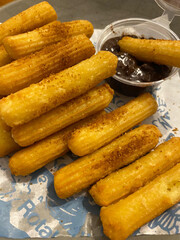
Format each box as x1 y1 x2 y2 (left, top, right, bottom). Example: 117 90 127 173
0 34 95 95
0 45 11 67
3 20 94 59
12 84 114 147
101 163 180 240
54 125 161 199
9 111 106 176
0 51 117 127
90 137 180 206
68 93 157 156
118 36 180 68
0 119 20 157
0 1 57 44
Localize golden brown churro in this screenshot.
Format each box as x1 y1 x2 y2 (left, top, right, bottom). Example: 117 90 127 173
100 163 180 240
12 84 113 146
0 51 117 127
54 125 161 199
68 93 157 156
0 119 20 157
0 45 11 67
3 20 94 59
0 34 95 95
118 36 180 68
9 111 106 176
90 137 180 206
0 1 57 44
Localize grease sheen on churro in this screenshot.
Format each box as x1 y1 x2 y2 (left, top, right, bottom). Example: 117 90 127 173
90 137 180 206
3 20 94 59
12 84 113 146
0 34 95 95
0 51 118 127
118 36 180 68
101 163 180 240
0 1 57 44
9 111 106 176
68 93 158 156
54 125 161 199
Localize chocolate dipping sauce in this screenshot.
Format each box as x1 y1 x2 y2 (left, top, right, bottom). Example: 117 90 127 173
101 37 171 83
101 36 171 96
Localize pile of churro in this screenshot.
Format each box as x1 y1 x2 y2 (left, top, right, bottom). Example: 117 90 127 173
0 2 179 240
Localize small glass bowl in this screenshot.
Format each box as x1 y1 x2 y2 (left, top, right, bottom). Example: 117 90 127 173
96 18 179 96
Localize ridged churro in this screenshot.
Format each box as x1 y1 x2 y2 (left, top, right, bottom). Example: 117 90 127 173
0 34 95 95
90 137 180 206
0 51 117 127
68 93 158 156
0 1 57 44
12 84 113 146
54 125 161 199
3 20 94 59
101 163 180 240
9 111 106 176
118 36 180 68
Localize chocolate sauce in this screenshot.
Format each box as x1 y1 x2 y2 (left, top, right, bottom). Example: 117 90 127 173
101 37 171 83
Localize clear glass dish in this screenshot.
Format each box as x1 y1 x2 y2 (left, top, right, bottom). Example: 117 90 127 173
96 18 179 90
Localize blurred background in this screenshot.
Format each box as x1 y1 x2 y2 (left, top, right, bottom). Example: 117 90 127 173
0 0 179 36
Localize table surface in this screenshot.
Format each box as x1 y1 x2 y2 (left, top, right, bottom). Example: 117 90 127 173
0 0 14 7
0 0 179 240
0 0 179 35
